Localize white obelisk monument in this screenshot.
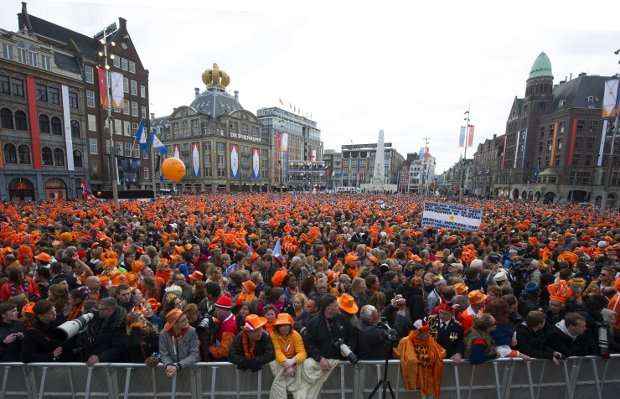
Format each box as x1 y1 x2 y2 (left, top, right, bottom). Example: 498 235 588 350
361 129 397 193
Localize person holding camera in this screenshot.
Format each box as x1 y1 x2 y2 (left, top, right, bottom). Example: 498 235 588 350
77 297 128 365
382 294 412 340
22 299 65 362
206 295 238 360
229 314 275 372
158 308 200 378
357 304 392 360
299 294 357 399
0 302 24 361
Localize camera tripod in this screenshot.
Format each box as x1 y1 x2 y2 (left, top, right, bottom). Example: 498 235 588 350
368 346 395 399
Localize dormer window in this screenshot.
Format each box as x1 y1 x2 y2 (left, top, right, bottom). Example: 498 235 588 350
559 99 566 108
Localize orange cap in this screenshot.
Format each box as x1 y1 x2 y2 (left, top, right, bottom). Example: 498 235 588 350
337 293 359 315
244 314 267 331
273 312 294 326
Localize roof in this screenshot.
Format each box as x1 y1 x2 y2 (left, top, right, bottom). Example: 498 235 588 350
190 88 243 119
551 74 610 110
529 52 553 79
19 12 99 59
53 51 80 74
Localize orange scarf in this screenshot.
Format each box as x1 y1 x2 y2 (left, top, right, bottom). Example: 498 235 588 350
241 331 256 359
395 331 446 398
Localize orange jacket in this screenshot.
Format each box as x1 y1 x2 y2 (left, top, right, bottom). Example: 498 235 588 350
394 331 446 398
270 330 307 365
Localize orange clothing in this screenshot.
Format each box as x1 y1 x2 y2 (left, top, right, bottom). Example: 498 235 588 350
270 330 307 365
609 293 620 332
394 331 445 399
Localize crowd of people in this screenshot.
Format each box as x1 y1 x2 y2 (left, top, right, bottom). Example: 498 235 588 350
0 194 618 398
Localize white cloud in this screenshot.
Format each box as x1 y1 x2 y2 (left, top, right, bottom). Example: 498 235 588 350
4 0 620 173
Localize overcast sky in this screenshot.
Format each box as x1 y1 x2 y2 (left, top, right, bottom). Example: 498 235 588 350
3 0 620 172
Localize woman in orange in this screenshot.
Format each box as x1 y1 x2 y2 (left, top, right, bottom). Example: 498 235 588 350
269 313 307 399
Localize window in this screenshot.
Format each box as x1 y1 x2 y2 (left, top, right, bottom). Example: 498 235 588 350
17 145 31 164
123 99 130 115
84 65 94 84
69 91 79 110
113 55 120 68
11 78 24 97
124 121 132 136
51 117 62 135
71 120 80 138
130 80 137 96
36 83 47 102
140 84 146 98
39 114 50 133
53 148 65 166
121 57 128 71
14 110 27 130
73 150 83 167
142 167 149 180
42 147 53 165
129 61 136 74
141 105 147 119
131 101 138 117
89 138 98 155
48 86 60 105
4 143 16 163
105 139 112 154
88 114 97 132
86 90 95 108
124 142 131 157
1 43 14 60
123 76 129 93
114 119 122 134
115 142 122 156
40 54 51 71
0 75 9 95
0 108 13 128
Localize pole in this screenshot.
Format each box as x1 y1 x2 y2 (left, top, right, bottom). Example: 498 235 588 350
459 107 471 202
151 128 156 197
601 114 618 211
102 34 119 206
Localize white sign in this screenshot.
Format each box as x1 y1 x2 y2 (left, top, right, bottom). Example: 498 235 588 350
421 202 483 232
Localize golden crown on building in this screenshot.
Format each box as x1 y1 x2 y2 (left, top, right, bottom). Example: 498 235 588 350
202 63 230 88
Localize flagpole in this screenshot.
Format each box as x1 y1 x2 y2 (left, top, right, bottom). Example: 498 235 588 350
459 106 471 203
151 135 156 198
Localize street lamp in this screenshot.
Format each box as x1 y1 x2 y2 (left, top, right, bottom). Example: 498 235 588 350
98 24 120 206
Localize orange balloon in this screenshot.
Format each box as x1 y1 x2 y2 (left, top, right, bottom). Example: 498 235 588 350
161 157 186 183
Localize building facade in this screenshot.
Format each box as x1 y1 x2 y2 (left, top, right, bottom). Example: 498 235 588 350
323 149 342 190
156 64 270 192
336 142 404 188
15 3 151 195
407 149 436 193
494 52 619 206
0 19 88 200
471 134 504 198
257 107 322 188
439 158 473 197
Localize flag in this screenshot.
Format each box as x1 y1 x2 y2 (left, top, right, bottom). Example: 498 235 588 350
133 120 147 150
110 72 124 108
272 239 282 258
192 143 200 176
602 79 619 118
97 67 108 107
467 125 475 147
173 145 180 158
150 129 168 155
0 139 4 168
459 126 466 147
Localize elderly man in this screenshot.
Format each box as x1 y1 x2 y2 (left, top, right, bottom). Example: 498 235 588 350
356 305 389 360
159 308 200 377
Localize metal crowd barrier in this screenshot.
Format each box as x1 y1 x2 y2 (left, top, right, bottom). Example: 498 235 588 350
1 355 619 399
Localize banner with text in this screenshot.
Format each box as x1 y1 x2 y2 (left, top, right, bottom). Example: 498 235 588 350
421 202 483 232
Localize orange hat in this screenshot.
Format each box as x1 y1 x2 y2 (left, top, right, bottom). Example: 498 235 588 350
34 252 52 263
271 268 288 287
164 308 184 332
244 314 267 331
547 280 574 303
174 245 185 255
111 273 127 287
59 232 73 242
242 279 256 293
453 282 469 296
344 252 359 266
131 260 145 273
468 290 487 305
337 293 359 315
99 275 110 288
188 271 204 282
273 312 294 326
22 302 35 315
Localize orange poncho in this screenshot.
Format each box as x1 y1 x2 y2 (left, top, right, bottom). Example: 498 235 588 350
394 330 446 398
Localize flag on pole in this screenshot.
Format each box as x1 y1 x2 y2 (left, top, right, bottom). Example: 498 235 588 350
459 126 466 147
97 67 108 107
151 130 168 155
173 145 180 158
272 239 282 258
602 79 619 118
110 72 124 108
467 125 475 147
133 120 147 150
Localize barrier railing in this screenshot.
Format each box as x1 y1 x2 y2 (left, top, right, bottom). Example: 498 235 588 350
1 355 619 399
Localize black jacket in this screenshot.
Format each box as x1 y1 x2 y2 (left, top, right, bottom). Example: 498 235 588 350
77 307 128 362
356 322 390 360
22 319 63 363
229 331 275 371
515 323 554 359
303 313 356 361
436 319 464 358
0 320 23 361
547 321 598 357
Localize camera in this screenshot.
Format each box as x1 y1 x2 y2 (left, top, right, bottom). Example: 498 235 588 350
52 312 94 341
333 338 358 364
378 321 399 343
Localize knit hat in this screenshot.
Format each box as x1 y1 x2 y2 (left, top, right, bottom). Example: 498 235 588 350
164 308 183 332
188 271 204 282
164 284 183 297
215 294 233 309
